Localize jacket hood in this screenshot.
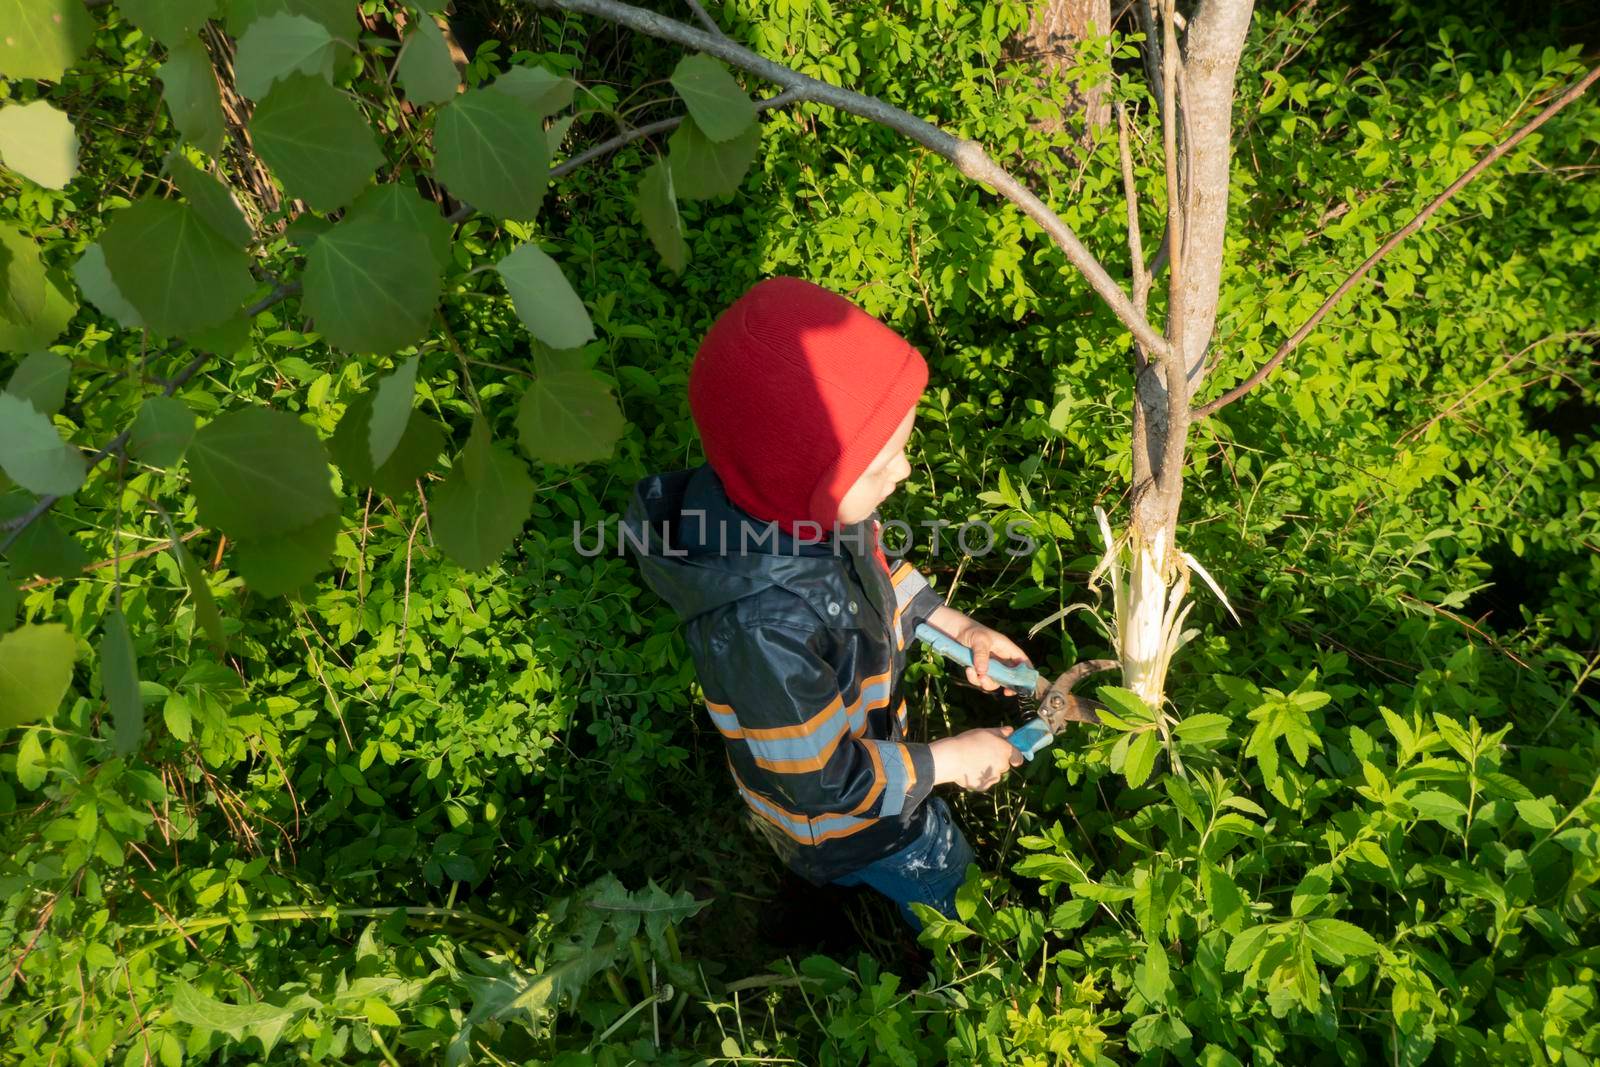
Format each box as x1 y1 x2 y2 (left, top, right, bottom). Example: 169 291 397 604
623 464 876 627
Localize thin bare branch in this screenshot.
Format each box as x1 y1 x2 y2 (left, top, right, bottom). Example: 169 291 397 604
525 0 1171 360
1116 103 1149 327
1194 63 1600 419
1159 0 1184 310
1154 0 1188 501
1134 0 1164 124
680 0 722 35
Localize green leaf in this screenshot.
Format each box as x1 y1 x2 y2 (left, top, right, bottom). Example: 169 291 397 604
101 609 143 756
160 40 227 156
1096 685 1154 728
432 421 535 570
168 154 253 248
1290 864 1332 917
6 351 70 415
487 64 575 117
190 311 252 355
164 693 192 740
396 13 458 106
1516 797 1558 830
251 74 382 212
0 221 45 327
515 363 625 466
120 0 218 48
369 355 419 468
234 13 336 100
302 216 440 353
129 396 197 467
1173 712 1231 746
0 101 78 189
0 623 76 730
329 390 443 499
1223 924 1271 972
668 116 759 199
170 982 296 1038
1410 790 1467 821
637 159 686 274
99 198 255 337
1123 729 1160 788
0 0 93 81
669 55 756 142
232 512 339 597
433 86 550 221
1 492 86 579
188 407 338 539
342 180 453 268
1135 940 1171 1006
0 392 83 495
172 539 225 651
1304 918 1380 963
0 271 72 356
73 244 144 329
14 726 45 788
495 244 594 350
1201 863 1245 929
363 998 401 1028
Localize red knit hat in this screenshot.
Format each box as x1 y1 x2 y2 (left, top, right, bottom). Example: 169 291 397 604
689 277 927 539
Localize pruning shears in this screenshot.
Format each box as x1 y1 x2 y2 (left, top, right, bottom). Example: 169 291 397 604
914 622 1118 761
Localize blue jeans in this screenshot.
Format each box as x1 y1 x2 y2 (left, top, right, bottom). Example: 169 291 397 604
831 796 976 931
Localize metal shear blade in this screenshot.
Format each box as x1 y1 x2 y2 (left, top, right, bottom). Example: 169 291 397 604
1025 658 1120 732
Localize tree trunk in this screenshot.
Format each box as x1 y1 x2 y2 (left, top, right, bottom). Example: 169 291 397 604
1019 0 1113 134
1121 0 1254 724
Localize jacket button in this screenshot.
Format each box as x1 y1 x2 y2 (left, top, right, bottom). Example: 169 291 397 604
848 601 858 614
827 601 841 616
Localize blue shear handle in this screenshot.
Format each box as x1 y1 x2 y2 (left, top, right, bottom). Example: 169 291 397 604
913 622 1040 693
1008 718 1055 761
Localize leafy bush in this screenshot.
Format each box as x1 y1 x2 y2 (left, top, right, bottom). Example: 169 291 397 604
1 0 1597 1063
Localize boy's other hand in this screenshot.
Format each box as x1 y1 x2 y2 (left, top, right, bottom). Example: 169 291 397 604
930 727 1026 791
958 623 1031 696
926 606 1032 697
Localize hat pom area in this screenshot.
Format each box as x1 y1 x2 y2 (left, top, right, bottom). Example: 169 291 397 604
689 277 929 536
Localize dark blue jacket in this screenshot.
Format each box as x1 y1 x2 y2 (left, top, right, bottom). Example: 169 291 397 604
625 464 947 883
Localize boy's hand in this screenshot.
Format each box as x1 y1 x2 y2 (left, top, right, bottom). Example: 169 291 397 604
929 727 1026 791
956 622 1032 696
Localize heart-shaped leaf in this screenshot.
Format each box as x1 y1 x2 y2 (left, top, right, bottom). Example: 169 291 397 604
302 216 440 353
433 86 549 220
251 74 382 212
187 407 339 539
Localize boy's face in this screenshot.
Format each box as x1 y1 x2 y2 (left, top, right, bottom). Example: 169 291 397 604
835 407 916 526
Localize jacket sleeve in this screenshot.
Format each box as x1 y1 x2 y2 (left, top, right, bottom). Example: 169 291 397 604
888 559 945 649
706 621 937 821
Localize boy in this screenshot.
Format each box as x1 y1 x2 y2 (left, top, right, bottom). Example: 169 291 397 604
625 276 1033 931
